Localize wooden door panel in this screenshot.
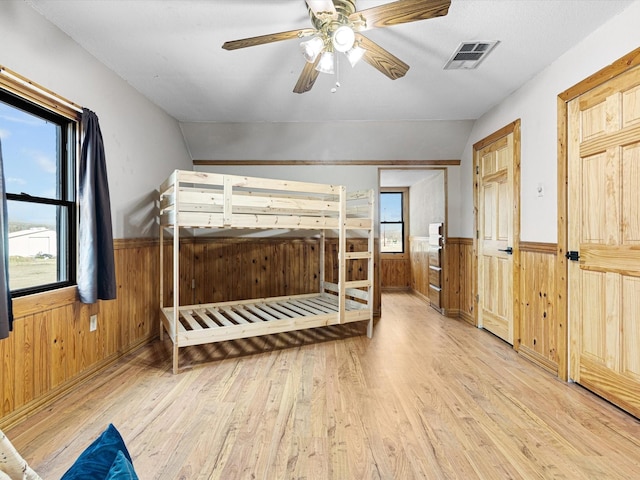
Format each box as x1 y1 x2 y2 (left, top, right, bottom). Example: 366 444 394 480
579 357 640 417
496 144 510 170
483 184 494 239
482 152 495 175
579 271 605 362
622 143 640 244
581 102 607 140
497 180 509 241
581 153 610 243
622 84 640 127
622 276 640 379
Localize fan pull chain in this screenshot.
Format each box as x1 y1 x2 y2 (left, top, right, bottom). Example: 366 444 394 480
331 54 340 93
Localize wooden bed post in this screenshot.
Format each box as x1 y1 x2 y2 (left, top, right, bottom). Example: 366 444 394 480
367 189 375 338
172 172 180 374
159 217 164 342
338 185 346 324
320 229 326 293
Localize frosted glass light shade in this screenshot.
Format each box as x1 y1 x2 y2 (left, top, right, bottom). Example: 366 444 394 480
332 26 355 53
315 51 335 74
300 36 325 63
345 45 365 67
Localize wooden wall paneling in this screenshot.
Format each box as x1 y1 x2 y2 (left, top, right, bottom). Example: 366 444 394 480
194 238 324 304
1 240 160 430
519 245 558 374
33 311 51 399
381 257 410 289
409 237 430 300
1 320 15 415
448 238 474 324
161 237 194 307
443 240 460 315
272 241 285 298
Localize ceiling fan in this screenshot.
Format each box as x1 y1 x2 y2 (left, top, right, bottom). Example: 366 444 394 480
222 0 451 94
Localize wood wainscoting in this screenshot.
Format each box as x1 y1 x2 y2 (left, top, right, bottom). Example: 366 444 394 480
518 242 559 375
410 236 474 321
409 236 428 297
381 256 411 290
167 237 381 316
0 239 159 430
445 237 474 323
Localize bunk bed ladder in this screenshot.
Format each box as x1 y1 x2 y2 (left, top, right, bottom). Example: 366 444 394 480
344 188 375 338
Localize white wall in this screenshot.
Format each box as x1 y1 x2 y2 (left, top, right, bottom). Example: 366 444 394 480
458 0 640 242
181 120 474 162
409 171 445 237
0 1 192 238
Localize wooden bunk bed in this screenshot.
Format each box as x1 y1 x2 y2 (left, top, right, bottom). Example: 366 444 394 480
159 170 375 373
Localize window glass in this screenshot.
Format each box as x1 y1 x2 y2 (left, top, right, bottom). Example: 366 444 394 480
0 92 75 296
380 191 404 253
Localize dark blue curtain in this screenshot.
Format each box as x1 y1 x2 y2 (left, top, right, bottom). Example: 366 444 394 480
0 138 13 339
78 109 116 304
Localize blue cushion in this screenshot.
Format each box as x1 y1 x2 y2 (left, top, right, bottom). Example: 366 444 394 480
105 450 139 480
61 424 133 480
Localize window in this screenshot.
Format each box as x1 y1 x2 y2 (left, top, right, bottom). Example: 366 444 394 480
0 88 77 296
380 190 406 253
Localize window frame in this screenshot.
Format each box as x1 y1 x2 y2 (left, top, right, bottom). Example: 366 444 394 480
380 187 409 258
0 67 81 298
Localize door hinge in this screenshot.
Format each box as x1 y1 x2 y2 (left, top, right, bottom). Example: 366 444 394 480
565 250 580 262
191 278 196 289
476 165 479 174
476 230 479 239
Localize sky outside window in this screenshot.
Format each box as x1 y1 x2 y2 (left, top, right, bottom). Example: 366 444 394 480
0 100 59 227
381 192 404 253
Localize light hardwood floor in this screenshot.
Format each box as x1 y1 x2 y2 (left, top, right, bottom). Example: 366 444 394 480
6 292 640 479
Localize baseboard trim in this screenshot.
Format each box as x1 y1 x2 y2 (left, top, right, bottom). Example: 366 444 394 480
518 344 559 376
458 309 475 326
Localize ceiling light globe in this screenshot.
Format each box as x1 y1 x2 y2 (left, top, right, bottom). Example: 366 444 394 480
300 36 325 63
345 45 365 67
315 51 335 74
332 25 355 53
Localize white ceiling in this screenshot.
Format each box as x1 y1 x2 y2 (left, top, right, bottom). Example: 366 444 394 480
25 0 634 125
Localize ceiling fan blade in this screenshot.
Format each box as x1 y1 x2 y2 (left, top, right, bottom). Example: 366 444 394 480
356 34 409 80
222 28 316 50
293 57 321 94
350 0 450 32
306 0 337 17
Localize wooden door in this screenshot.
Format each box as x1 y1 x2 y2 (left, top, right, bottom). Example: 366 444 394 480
568 64 640 417
476 132 517 344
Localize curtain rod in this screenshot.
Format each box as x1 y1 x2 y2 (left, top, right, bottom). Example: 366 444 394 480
0 65 83 114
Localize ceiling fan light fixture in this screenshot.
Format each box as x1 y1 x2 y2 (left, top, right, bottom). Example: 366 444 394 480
300 36 325 63
345 44 365 67
315 51 335 74
332 25 355 53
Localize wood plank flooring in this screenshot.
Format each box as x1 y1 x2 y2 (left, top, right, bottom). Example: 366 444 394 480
6 292 640 479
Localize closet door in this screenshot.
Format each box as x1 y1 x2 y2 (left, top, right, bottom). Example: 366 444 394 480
477 133 516 344
567 64 640 417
